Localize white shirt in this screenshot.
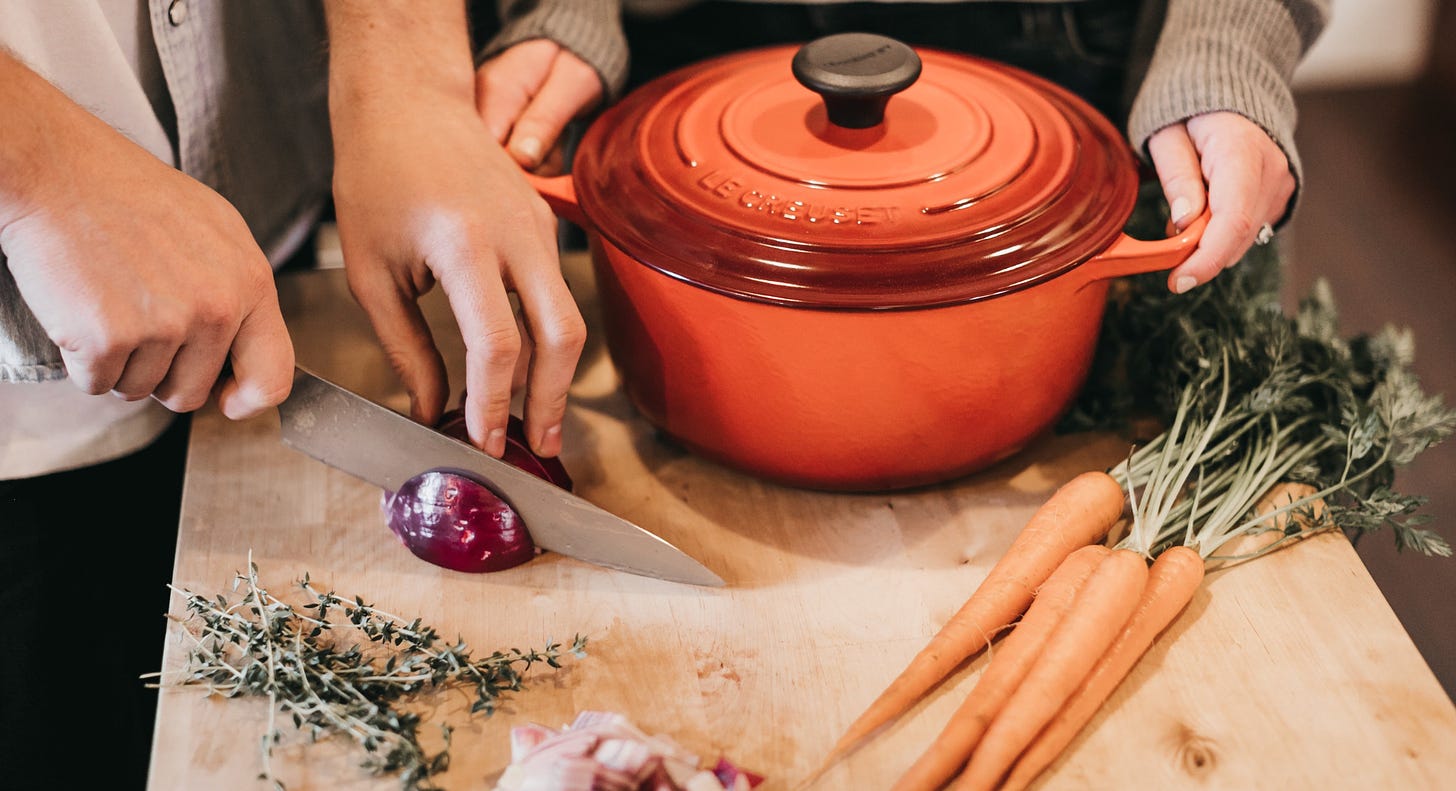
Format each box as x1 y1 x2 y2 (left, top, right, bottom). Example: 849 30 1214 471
0 1 179 478
0 0 331 478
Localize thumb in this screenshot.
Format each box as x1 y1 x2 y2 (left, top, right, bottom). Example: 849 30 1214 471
505 50 603 169
215 292 296 420
476 40 558 142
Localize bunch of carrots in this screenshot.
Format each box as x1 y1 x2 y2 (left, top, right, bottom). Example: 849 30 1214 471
806 237 1455 788
809 470 1199 791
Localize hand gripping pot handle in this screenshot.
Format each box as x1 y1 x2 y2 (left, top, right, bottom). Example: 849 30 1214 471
1073 208 1212 289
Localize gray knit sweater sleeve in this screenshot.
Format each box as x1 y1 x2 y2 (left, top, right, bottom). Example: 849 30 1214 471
1127 0 1331 222
479 0 629 102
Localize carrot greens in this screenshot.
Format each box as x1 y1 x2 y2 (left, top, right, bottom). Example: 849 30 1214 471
1068 220 1456 561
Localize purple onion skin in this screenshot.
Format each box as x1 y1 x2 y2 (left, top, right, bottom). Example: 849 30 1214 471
714 757 766 789
384 411 572 573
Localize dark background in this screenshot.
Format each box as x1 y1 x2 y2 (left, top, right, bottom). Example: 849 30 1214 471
1284 0 1456 699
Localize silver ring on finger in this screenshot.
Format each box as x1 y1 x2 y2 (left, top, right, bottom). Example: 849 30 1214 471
1254 223 1275 246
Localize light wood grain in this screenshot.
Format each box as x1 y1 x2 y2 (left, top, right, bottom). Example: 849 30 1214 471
149 254 1456 790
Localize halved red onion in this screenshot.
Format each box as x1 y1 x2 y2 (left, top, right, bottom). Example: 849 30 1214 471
383 410 572 573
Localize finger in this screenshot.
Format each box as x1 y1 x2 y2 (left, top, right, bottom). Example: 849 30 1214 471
504 51 603 169
476 39 559 143
510 255 585 458
1166 148 1264 293
111 341 181 402
215 288 296 420
56 334 130 396
151 292 241 411
152 335 232 413
437 258 522 459
1147 124 1206 231
346 264 450 426
510 309 532 393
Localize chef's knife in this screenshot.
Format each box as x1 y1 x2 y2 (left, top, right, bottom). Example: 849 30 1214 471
276 367 724 587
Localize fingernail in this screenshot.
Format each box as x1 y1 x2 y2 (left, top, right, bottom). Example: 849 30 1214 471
1174 275 1198 294
1170 197 1193 224
513 137 542 164
538 424 562 457
487 427 507 458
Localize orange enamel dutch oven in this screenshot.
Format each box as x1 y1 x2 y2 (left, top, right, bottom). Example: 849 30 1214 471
528 33 1206 491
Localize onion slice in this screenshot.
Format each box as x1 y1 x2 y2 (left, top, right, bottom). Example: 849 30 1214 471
493 711 765 791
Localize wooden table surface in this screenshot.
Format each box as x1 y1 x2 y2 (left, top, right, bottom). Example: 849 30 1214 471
148 253 1456 790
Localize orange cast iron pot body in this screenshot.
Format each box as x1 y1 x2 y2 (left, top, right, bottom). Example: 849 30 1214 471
529 39 1206 491
590 237 1114 491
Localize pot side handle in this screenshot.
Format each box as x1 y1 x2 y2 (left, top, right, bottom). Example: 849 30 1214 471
1074 208 1211 288
521 171 592 231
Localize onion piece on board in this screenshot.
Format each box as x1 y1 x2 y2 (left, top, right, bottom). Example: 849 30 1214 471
493 711 765 791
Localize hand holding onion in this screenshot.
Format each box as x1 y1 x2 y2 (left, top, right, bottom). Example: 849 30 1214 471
383 409 573 573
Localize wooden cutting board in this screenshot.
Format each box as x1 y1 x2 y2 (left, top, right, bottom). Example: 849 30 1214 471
148 254 1456 790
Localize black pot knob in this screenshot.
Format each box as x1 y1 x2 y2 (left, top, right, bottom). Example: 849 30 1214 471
791 33 923 129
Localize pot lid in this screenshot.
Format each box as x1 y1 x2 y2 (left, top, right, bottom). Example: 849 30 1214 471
572 33 1139 309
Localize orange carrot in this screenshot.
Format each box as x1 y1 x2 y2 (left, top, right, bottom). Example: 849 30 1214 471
950 549 1150 791
826 472 1125 767
998 546 1205 791
890 545 1111 791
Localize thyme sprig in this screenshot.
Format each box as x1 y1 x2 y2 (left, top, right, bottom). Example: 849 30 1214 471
147 558 587 790
1070 192 1455 562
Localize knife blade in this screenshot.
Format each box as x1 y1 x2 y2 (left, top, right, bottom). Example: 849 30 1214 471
277 367 724 587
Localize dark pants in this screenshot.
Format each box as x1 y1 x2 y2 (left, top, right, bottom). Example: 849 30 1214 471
0 413 191 789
